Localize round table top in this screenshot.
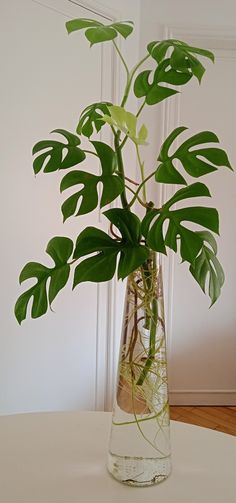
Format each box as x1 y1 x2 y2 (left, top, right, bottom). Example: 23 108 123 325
0 410 235 502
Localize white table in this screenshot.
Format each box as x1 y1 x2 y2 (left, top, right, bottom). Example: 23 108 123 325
0 411 235 502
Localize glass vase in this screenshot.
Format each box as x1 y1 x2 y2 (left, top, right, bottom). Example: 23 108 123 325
107 253 171 486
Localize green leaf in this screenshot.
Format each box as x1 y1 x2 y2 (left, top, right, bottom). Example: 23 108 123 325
146 85 178 106
134 70 152 98
190 239 224 305
142 182 219 263
33 129 86 174
66 18 133 46
104 209 149 278
60 141 123 220
148 39 214 83
111 22 133 39
136 39 214 106
134 59 188 105
155 127 233 184
158 126 188 161
14 237 74 323
102 106 148 145
85 26 117 45
76 102 111 137
104 208 141 243
194 230 218 254
117 246 149 280
66 19 102 34
74 251 118 285
155 160 187 185
163 182 211 208
73 227 119 259
73 210 149 285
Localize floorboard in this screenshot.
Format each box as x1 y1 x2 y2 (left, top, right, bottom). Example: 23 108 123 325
170 406 236 436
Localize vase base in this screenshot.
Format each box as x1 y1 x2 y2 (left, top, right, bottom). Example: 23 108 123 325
107 451 171 487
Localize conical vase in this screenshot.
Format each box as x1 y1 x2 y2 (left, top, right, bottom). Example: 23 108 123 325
107 253 171 486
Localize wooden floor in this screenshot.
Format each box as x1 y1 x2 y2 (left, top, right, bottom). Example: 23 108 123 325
170 406 236 436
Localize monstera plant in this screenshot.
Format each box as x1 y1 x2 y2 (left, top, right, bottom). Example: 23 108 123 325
15 19 232 487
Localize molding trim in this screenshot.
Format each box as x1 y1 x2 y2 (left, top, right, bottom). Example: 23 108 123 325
165 24 236 50
169 390 236 406
67 0 119 21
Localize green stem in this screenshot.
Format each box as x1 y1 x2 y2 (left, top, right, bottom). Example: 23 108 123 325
125 184 147 208
114 133 129 208
121 53 150 107
127 170 156 209
131 53 151 75
136 100 146 118
83 149 98 157
120 135 129 150
135 144 147 202
118 51 150 108
112 40 129 78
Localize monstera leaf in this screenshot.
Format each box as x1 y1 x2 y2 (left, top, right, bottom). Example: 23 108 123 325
147 39 214 82
73 209 149 285
60 141 124 220
15 237 74 323
155 127 232 184
134 39 214 106
134 58 192 105
33 129 86 174
102 106 148 145
76 102 111 137
190 231 225 305
66 18 133 45
142 183 219 263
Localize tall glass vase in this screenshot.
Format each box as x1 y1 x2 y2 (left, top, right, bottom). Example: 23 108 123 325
107 253 171 486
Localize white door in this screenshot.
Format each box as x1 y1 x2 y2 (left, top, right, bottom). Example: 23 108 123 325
0 0 140 414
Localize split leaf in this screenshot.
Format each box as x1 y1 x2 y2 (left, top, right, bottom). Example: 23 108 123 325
76 102 111 137
15 237 73 323
190 231 224 305
148 39 214 83
73 210 149 285
134 39 214 106
155 127 232 184
142 182 219 263
60 141 124 219
33 129 85 174
66 18 133 45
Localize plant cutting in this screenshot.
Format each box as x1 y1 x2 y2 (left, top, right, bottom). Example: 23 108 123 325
15 18 232 486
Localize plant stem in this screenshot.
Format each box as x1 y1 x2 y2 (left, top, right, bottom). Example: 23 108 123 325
136 100 146 118
83 149 98 157
131 53 151 76
112 40 129 78
114 133 129 208
135 144 147 202
125 184 147 208
120 135 129 150
128 170 156 208
113 47 150 108
136 254 159 386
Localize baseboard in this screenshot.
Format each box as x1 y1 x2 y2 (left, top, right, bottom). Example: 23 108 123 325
169 390 236 406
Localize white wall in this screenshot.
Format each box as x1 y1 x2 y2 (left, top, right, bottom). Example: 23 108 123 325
0 0 141 415
139 0 236 404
